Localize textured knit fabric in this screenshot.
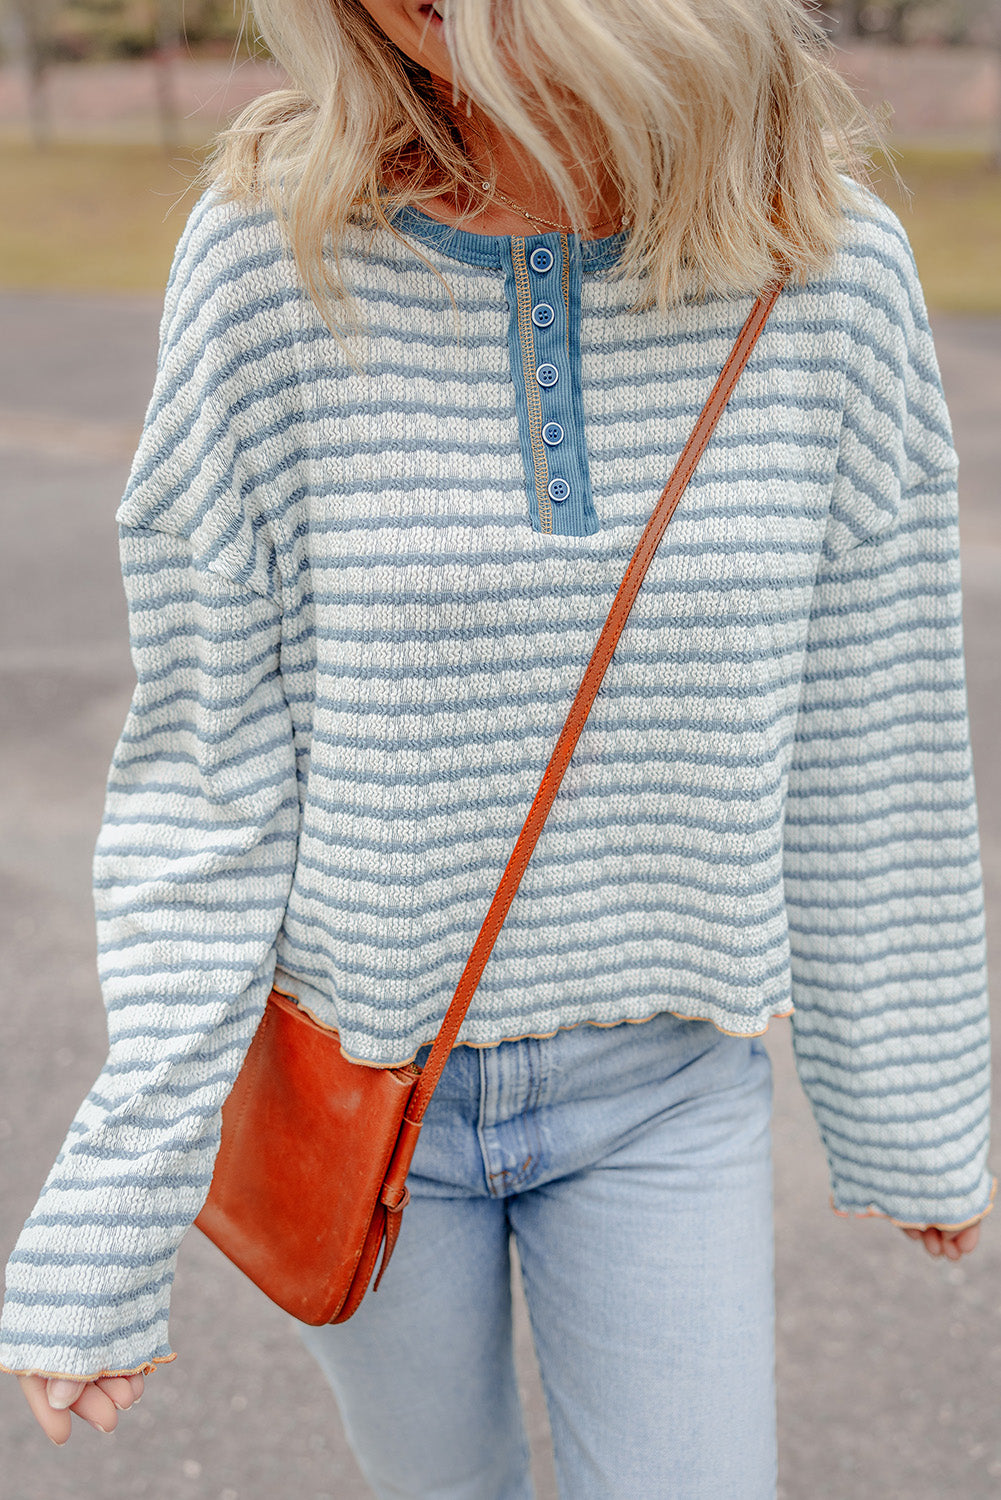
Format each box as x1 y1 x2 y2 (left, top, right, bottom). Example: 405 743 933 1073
0 180 994 1382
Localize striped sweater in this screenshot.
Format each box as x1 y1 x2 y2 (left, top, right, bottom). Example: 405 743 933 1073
0 181 994 1381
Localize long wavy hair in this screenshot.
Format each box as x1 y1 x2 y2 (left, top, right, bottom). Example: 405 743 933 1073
205 0 891 339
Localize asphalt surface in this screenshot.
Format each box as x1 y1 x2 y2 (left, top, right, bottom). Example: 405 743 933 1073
0 291 999 1500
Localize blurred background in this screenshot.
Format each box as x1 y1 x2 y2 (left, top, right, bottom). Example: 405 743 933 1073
0 3 999 1498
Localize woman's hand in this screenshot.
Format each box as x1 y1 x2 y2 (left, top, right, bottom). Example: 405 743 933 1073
900 1221 981 1260
16 1370 146 1444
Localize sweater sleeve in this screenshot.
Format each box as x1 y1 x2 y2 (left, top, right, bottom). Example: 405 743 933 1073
0 194 300 1380
783 205 996 1231
0 527 298 1381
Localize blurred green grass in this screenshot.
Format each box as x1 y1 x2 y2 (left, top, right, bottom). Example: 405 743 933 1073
0 141 998 311
870 147 1001 313
0 142 208 294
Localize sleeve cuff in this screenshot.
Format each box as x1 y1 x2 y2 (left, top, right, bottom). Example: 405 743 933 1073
828 1172 997 1233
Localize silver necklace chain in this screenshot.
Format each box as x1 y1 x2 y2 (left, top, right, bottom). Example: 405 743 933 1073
478 178 626 236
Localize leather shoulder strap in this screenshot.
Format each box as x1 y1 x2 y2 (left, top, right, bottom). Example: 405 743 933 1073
408 272 787 1122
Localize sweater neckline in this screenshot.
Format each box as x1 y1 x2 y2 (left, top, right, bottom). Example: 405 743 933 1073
387 203 629 273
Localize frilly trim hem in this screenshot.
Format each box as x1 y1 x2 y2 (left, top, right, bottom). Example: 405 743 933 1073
829 1172 997 1232
272 980 796 1070
0 1351 176 1382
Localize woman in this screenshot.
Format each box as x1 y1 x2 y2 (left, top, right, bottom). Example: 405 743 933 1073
2 1 994 1494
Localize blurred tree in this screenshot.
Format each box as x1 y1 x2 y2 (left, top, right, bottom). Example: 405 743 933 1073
3 0 59 143
822 0 1001 43
32 0 247 61
981 0 1001 168
832 2 937 42
152 0 179 149
176 0 249 50
50 1 156 60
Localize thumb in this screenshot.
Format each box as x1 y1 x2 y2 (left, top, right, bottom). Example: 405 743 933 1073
46 1379 87 1410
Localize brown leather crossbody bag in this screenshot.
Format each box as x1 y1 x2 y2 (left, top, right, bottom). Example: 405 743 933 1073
194 272 787 1324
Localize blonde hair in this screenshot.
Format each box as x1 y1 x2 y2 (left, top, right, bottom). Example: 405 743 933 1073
205 0 891 339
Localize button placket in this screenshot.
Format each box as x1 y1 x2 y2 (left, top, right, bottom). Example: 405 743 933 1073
527 249 570 505
504 233 598 535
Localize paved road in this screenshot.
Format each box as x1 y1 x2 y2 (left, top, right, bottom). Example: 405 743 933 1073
1 292 999 1500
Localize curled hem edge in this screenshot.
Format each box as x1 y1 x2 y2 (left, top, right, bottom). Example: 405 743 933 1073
828 1171 998 1232
270 981 797 1070
0 1350 177 1383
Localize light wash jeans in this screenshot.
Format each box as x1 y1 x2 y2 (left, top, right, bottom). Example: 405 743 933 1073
298 1009 777 1500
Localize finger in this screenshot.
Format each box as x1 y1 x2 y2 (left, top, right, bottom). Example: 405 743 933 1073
69 1383 119 1434
900 1227 923 1240
128 1373 145 1401
18 1375 72 1446
922 1227 944 1256
95 1375 138 1411
46 1378 87 1411
944 1223 980 1257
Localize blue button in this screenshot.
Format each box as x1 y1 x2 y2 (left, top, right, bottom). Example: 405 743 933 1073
536 363 559 388
542 421 564 446
529 247 554 273
531 302 555 328
547 477 571 503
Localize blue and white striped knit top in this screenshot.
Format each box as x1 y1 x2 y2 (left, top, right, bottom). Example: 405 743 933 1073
0 180 994 1381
